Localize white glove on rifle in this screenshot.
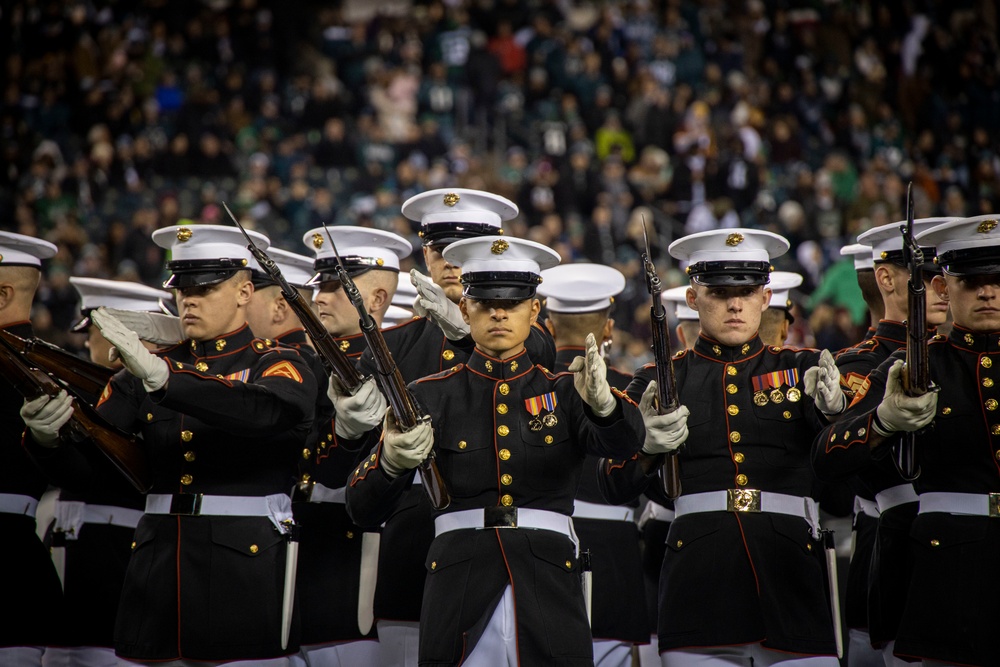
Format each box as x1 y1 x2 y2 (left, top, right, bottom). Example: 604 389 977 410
567 333 616 418
380 408 434 478
20 391 74 446
638 381 690 455
804 349 847 415
874 359 938 436
92 308 170 392
329 375 388 440
411 269 470 341
101 308 184 345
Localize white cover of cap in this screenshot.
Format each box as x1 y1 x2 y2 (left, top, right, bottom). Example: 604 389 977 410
70 277 173 311
661 285 699 321
915 214 1000 255
857 217 955 262
402 188 518 227
767 271 803 309
392 272 418 309
840 243 874 271
669 228 789 265
0 231 58 267
443 236 560 275
538 263 626 313
152 224 269 264
252 247 315 287
302 226 412 270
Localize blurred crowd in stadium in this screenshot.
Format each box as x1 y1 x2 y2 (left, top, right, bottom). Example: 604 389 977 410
3 0 999 368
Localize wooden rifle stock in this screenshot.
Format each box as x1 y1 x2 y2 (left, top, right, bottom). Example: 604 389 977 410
897 183 931 481
0 335 151 493
0 330 114 399
323 224 451 510
641 223 683 499
223 202 363 390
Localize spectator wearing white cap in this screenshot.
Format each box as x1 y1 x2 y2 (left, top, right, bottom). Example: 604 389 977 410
347 235 644 666
599 228 845 667
0 232 65 666
38 277 172 667
759 271 804 347
23 224 318 666
821 218 952 667
351 189 557 667
538 263 648 667
812 214 1000 666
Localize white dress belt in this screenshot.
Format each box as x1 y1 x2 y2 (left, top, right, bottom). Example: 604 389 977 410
145 493 293 532
853 496 880 519
572 500 635 522
875 484 919 513
918 492 1000 517
0 493 38 518
306 482 347 504
53 500 143 538
434 507 580 556
675 490 820 538
638 500 675 529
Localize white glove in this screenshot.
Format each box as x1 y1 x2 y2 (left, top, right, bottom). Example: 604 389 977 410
329 375 388 440
804 349 847 415
874 360 938 435
92 308 170 392
410 269 470 340
638 382 690 455
567 333 616 418
20 391 74 446
101 308 184 345
380 408 434 478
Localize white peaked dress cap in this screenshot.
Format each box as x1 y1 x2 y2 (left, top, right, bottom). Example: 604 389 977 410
302 226 412 285
0 231 58 267
537 263 626 313
443 236 560 300
251 247 316 289
69 277 173 332
669 228 789 286
152 224 270 289
403 188 518 246
661 285 699 322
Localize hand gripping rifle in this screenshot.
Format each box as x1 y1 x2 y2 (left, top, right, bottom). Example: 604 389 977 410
0 329 114 400
223 203 363 389
897 182 937 480
641 223 683 499
0 333 151 492
322 223 451 510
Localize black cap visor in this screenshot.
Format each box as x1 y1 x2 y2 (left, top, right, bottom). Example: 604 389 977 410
939 246 1000 277
164 258 248 289
462 271 540 301
421 222 501 246
876 247 941 275
688 261 771 286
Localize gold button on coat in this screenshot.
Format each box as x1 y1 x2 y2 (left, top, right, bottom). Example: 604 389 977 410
501 474 512 485
499 449 511 460
431 561 437 570
499 383 510 395
180 474 193 485
544 435 554 444
733 452 745 463
302 449 311 459
728 405 739 416
565 560 572 569
988 399 998 411
730 431 741 443
726 384 738 394
458 441 467 449
497 404 508 414
181 430 193 442
735 474 748 486
501 494 513 506
983 357 993 368
985 378 995 388
783 411 792 419
676 540 683 548
497 425 510 437
195 362 208 372
442 349 455 361
727 366 737 376
146 413 154 421
930 539 940 547
346 531 354 539
942 407 952 415
992 425 1000 436
249 544 259 554
184 451 196 462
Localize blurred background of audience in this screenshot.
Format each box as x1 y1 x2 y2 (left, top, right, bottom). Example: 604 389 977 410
3 0 997 367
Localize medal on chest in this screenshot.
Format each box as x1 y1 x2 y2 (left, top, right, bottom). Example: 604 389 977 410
525 392 559 431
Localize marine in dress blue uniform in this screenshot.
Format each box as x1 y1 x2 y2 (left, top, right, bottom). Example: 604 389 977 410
345 236 645 666
23 225 317 666
812 215 1000 666
353 190 557 667
539 262 649 667
0 232 65 667
42 277 173 667
598 229 843 667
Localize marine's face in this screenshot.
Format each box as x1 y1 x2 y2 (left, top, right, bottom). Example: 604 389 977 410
461 297 540 359
423 244 463 303
175 275 251 341
936 273 1000 332
688 284 770 346
313 281 360 337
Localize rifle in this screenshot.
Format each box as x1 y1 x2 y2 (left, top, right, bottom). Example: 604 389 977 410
897 182 935 480
222 202 363 390
641 222 683 500
0 329 113 399
0 333 151 493
323 223 451 510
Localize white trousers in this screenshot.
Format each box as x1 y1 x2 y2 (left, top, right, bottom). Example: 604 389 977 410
462 585 519 667
847 629 884 667
638 635 661 667
0 647 43 667
42 647 133 667
662 644 840 667
593 639 633 667
122 658 293 666
376 620 419 667
295 640 379 667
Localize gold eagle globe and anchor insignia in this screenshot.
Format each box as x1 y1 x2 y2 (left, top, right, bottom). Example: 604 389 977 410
176 227 193 242
491 239 510 255
312 233 324 249
726 233 745 246
977 219 998 234
443 192 460 207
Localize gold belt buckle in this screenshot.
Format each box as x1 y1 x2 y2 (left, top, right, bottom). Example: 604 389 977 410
727 489 761 513
989 493 1000 518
